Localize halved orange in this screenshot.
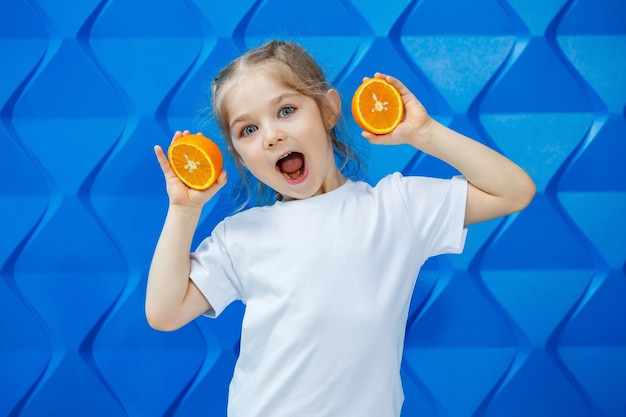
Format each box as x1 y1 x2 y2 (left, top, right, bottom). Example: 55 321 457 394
351 77 404 135
167 134 223 190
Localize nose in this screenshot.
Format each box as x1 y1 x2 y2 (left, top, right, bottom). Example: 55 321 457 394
263 124 286 149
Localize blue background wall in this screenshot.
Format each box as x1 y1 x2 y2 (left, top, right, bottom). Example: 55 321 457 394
1 0 625 416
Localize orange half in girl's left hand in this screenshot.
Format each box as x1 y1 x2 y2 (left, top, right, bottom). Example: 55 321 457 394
351 77 404 135
167 134 223 190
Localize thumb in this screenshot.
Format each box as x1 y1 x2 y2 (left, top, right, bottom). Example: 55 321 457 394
154 145 177 180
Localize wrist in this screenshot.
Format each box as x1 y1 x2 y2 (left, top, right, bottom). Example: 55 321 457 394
409 117 439 150
167 202 204 218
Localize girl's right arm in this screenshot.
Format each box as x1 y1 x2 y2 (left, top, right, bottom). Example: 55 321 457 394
145 131 227 331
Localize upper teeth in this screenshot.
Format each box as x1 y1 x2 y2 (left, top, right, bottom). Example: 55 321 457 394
279 152 292 161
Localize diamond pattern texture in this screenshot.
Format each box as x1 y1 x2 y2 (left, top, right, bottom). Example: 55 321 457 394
1 0 625 416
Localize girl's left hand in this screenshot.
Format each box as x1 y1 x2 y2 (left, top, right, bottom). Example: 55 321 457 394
360 73 432 150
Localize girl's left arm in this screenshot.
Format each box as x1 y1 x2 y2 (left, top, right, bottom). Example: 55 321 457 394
362 73 536 225
407 119 535 225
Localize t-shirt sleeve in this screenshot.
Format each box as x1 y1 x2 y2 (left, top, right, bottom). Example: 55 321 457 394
189 220 242 318
393 173 468 258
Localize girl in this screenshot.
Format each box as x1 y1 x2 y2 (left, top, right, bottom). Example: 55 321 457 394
146 40 535 416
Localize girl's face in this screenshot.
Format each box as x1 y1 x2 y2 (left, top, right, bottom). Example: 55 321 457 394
226 71 344 201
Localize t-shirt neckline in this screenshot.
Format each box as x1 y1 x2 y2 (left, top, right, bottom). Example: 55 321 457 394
273 179 357 209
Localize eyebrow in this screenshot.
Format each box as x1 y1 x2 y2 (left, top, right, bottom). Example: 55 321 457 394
229 92 301 131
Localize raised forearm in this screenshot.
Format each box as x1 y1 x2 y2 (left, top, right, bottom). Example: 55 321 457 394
146 204 203 328
412 119 535 222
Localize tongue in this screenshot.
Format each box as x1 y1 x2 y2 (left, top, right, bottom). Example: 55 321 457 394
278 153 304 177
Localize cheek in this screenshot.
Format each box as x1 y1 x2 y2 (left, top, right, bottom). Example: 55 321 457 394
233 143 266 171
231 141 249 162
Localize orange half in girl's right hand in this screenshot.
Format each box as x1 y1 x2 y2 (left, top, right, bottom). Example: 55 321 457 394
167 134 223 190
351 77 404 135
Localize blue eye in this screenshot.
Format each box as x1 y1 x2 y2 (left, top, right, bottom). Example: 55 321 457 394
242 125 257 136
279 106 295 117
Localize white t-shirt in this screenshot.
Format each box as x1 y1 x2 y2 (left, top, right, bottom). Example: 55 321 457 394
190 172 468 417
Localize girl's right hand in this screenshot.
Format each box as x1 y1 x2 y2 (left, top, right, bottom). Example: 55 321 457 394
154 130 227 208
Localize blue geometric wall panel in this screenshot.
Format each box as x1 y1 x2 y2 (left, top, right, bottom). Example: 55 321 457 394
1 0 624 416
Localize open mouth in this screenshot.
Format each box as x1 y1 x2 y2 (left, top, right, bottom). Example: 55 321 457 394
276 152 306 181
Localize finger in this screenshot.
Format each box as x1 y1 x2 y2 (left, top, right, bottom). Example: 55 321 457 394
383 74 411 97
154 145 174 176
214 170 227 187
361 130 390 144
197 170 228 202
170 131 184 144
201 170 228 193
371 73 413 103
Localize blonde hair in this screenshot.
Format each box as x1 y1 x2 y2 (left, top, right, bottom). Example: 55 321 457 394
211 40 362 207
